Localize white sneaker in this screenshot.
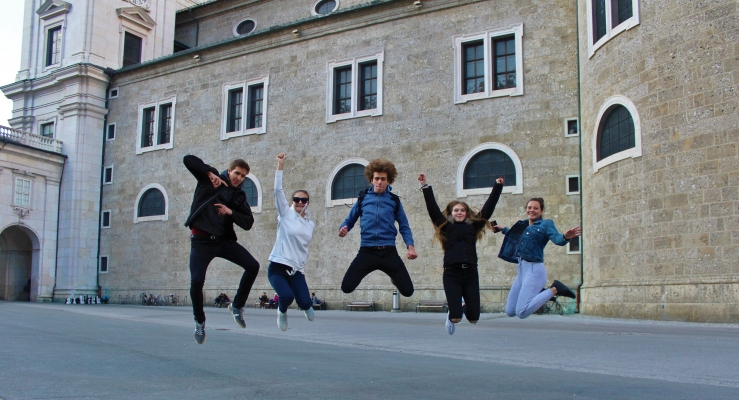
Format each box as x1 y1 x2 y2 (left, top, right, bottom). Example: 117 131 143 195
277 310 288 331
304 306 315 321
445 313 455 335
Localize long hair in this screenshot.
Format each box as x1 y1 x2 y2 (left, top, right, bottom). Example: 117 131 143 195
432 200 490 250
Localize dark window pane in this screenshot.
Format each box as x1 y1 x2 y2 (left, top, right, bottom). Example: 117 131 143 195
593 0 607 42
236 20 255 35
359 62 377 111
463 150 517 189
123 32 142 67
100 257 108 272
107 124 115 140
138 188 165 217
332 164 366 200
40 123 54 138
242 178 258 207
568 177 580 193
462 41 485 95
493 36 516 90
102 211 110 227
316 0 336 15
158 104 172 145
46 26 62 66
227 88 243 132
569 236 580 252
104 168 112 183
141 107 155 147
617 0 633 25
597 105 635 160
248 84 264 129
333 66 352 115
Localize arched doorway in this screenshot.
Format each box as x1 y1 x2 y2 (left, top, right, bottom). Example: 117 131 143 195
0 225 37 301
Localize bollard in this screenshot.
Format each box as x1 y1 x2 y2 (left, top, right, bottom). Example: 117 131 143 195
391 289 402 313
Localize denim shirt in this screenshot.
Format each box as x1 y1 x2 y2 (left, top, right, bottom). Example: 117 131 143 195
498 218 569 263
340 186 414 248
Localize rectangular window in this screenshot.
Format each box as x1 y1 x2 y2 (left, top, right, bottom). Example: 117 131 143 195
40 122 54 138
588 0 640 57
103 166 113 185
14 178 31 207
46 26 62 66
247 84 263 129
565 118 579 137
454 25 524 104
123 32 142 67
99 256 109 273
326 52 384 123
221 77 269 139
137 97 176 153
567 237 581 254
106 123 116 141
227 88 243 133
566 175 580 195
109 88 119 98
101 210 111 228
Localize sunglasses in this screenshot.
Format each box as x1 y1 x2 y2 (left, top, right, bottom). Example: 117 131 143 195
293 197 309 204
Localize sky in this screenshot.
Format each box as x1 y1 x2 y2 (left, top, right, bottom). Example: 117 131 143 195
0 1 24 127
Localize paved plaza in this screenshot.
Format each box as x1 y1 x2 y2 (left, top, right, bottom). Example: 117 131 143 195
1 301 738 399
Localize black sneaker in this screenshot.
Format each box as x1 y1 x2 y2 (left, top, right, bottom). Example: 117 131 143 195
228 303 246 328
550 280 576 299
194 320 206 344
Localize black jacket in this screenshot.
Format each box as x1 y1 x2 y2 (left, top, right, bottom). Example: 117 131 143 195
183 155 254 241
422 183 503 267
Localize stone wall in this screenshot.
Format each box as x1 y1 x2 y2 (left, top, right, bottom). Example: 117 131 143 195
579 0 739 322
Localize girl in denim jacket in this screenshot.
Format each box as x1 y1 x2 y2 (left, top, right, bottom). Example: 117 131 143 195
494 198 581 319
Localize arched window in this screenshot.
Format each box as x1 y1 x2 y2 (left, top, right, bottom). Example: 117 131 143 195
242 177 258 207
457 143 523 197
326 158 369 207
592 95 642 172
235 19 256 36
313 0 338 16
134 184 169 223
138 188 164 217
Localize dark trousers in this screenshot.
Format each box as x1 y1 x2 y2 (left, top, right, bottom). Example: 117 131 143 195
341 247 414 297
267 262 312 313
189 236 259 323
443 265 480 322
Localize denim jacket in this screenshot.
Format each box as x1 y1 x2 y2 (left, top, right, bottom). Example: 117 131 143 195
498 218 569 263
340 186 414 248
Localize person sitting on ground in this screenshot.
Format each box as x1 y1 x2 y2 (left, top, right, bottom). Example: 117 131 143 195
311 292 321 305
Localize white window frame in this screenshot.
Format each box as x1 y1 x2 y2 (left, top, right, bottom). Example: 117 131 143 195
566 175 580 195
326 51 384 123
42 22 65 71
592 95 642 173
37 115 57 138
325 158 369 208
457 143 523 198
106 122 116 141
14 177 32 208
136 97 176 154
586 0 640 58
120 30 146 68
564 117 579 137
221 76 269 140
454 24 524 104
101 210 112 229
109 87 119 99
567 236 581 255
232 18 258 37
103 165 114 185
243 173 263 214
99 255 109 274
134 183 169 223
311 0 340 16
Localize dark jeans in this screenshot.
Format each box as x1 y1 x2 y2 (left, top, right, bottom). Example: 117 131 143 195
267 262 312 313
189 236 259 323
341 247 414 297
443 265 480 322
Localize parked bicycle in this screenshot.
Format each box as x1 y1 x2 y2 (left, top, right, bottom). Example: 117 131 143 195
535 294 564 316
169 293 179 306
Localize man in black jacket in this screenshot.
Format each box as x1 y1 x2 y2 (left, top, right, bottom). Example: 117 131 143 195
183 155 260 344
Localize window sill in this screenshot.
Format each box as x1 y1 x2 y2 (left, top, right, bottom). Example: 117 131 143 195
134 215 168 223
136 144 173 154
588 18 639 59
221 129 266 140
593 147 641 173
455 87 523 105
327 110 381 124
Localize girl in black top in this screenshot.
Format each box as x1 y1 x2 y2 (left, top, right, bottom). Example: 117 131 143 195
419 174 504 335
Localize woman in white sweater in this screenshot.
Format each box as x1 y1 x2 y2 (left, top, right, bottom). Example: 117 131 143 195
268 153 316 331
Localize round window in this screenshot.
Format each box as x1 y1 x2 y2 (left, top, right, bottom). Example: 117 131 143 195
236 20 256 35
315 0 337 15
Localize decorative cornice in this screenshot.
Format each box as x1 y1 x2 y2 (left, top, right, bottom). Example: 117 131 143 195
36 0 71 20
13 207 32 219
117 7 157 31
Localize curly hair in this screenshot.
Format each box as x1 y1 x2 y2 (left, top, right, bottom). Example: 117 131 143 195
432 200 490 250
364 159 398 184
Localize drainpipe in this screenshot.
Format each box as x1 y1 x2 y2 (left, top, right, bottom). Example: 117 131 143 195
188 9 199 47
575 0 584 313
96 68 115 298
51 157 66 302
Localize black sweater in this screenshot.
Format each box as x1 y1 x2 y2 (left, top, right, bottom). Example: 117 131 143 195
422 183 503 267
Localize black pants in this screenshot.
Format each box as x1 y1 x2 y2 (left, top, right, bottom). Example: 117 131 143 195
443 265 480 322
341 247 414 297
189 236 260 323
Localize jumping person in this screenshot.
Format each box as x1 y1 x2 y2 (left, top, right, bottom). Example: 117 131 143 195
339 159 417 297
183 155 260 344
494 198 581 319
268 153 316 331
418 174 503 335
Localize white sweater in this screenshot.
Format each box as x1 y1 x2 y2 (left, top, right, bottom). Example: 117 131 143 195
268 170 315 273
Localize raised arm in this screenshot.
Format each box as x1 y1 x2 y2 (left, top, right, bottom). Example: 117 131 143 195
274 153 290 217
418 174 445 227
479 178 504 220
183 155 226 188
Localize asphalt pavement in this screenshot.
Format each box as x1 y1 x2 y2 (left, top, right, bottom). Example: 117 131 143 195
1 301 738 399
